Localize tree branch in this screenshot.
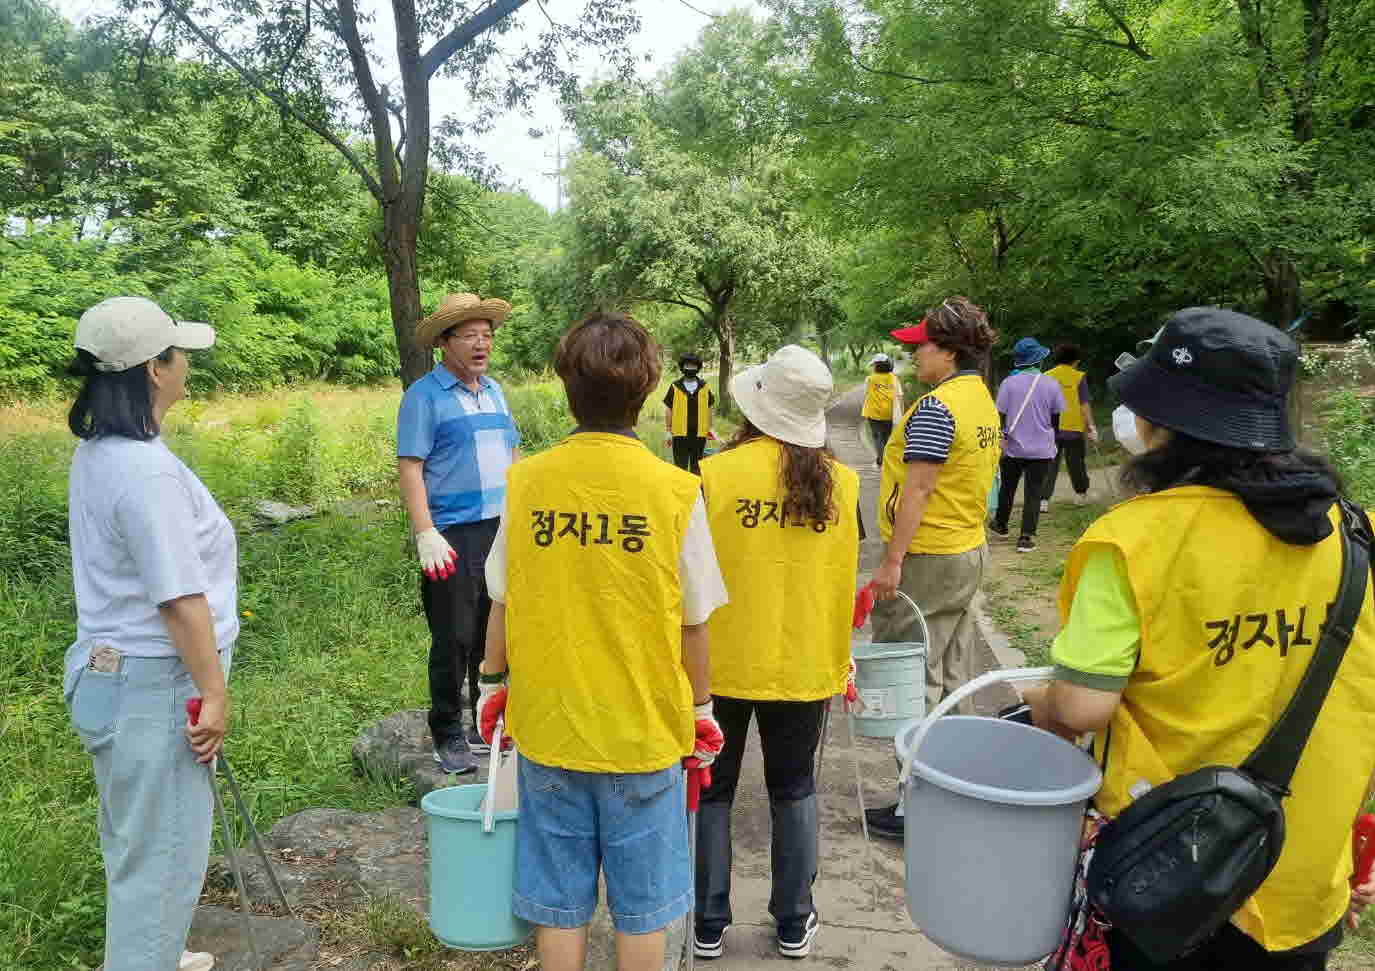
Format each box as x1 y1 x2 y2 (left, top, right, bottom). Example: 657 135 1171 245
335 0 398 201
158 0 385 201
853 56 989 86
943 220 977 274
136 7 171 82
279 0 311 86
654 296 711 322
421 0 530 81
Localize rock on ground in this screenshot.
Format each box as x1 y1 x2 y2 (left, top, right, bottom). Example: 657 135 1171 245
186 906 318 971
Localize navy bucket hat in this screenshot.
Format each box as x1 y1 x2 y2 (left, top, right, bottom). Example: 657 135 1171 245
1011 337 1051 368
1108 307 1297 452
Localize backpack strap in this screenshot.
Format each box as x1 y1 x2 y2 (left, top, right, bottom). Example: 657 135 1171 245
1243 499 1372 791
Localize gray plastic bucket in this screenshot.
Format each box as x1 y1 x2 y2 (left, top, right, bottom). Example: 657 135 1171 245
898 668 1101 966
852 590 930 738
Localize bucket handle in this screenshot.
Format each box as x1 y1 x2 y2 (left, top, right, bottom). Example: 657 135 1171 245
855 586 932 649
898 666 1054 788
483 717 504 834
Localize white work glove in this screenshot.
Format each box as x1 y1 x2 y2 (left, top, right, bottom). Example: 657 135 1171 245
415 527 457 581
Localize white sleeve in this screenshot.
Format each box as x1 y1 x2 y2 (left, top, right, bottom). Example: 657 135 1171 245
113 474 210 607
484 494 509 603
679 494 728 625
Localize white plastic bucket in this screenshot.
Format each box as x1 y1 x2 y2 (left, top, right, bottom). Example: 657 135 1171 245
852 590 930 738
899 668 1102 966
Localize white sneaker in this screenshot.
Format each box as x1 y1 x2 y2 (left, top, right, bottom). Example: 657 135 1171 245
1039 499 1049 513
180 951 215 971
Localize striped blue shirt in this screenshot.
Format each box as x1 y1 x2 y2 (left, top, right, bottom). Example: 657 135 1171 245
397 364 520 527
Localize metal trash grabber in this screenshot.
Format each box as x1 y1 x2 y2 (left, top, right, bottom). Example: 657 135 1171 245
682 761 708 971
188 698 295 971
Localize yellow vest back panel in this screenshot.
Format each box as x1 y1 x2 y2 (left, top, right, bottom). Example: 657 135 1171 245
862 373 899 421
670 383 712 438
1046 365 1085 433
700 439 860 700
1061 487 1375 950
504 433 702 773
878 373 1000 554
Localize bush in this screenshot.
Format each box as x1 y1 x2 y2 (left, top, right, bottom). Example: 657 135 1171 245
1319 390 1375 507
505 379 574 452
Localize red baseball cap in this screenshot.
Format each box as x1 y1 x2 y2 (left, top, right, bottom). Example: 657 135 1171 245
891 318 930 345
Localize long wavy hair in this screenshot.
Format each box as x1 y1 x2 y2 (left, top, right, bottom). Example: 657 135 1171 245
727 420 837 527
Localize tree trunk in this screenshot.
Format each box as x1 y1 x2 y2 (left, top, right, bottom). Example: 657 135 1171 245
383 203 432 388
1262 250 1301 330
715 313 736 415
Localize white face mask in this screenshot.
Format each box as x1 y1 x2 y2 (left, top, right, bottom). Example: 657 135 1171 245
1113 405 1147 456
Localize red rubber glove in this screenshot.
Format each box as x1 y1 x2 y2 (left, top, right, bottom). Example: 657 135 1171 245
692 701 724 766
853 583 877 629
845 659 859 705
684 756 713 797
477 675 508 746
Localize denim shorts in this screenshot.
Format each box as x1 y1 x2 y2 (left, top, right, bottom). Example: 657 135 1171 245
513 755 691 934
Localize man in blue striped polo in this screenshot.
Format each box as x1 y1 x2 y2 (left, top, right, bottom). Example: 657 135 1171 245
398 293 521 774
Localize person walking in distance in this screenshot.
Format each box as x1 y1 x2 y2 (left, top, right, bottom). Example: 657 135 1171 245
989 337 1065 553
397 293 520 775
1044 343 1099 510
864 298 1001 840
664 352 715 474
861 353 903 466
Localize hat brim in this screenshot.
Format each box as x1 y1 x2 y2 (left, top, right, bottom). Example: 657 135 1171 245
891 320 929 345
416 300 512 348
1109 357 1293 452
730 365 827 449
172 321 215 351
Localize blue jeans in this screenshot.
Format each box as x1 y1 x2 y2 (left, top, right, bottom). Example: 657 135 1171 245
64 642 232 971
512 756 692 934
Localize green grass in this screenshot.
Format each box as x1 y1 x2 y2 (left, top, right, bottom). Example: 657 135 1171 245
0 371 721 970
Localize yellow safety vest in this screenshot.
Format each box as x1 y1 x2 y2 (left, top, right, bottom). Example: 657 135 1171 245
861 372 899 421
700 438 860 700
1046 364 1086 433
669 382 712 438
879 373 1000 555
1061 487 1375 951
504 433 703 773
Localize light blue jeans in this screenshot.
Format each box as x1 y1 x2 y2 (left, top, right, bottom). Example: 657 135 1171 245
64 642 233 971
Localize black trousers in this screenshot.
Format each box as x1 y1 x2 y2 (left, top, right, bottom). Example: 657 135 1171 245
866 419 894 463
1048 436 1090 496
1108 923 1331 970
994 455 1053 538
702 696 827 805
672 435 708 475
421 519 498 746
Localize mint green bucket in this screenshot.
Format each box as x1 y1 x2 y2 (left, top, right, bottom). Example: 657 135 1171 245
852 590 930 738
421 783 532 951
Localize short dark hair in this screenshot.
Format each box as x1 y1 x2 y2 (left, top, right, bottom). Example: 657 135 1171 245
874 359 894 373
926 297 997 371
67 348 173 440
1121 431 1342 497
1053 343 1081 365
555 312 661 429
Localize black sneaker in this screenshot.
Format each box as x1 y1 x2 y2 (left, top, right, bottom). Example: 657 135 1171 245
865 803 905 841
778 912 819 958
466 723 490 755
432 737 477 774
988 522 1010 538
694 924 729 959
1016 536 1037 553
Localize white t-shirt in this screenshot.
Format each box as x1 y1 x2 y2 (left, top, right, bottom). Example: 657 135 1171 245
69 436 239 656
485 494 728 625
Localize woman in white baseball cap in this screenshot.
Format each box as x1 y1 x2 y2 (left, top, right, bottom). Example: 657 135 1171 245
65 297 231 971
691 346 863 960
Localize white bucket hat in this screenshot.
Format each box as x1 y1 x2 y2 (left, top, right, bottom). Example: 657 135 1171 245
869 353 892 365
75 297 215 372
730 345 833 448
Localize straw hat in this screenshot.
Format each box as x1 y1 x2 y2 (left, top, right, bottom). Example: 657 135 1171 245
416 293 513 348
730 345 833 448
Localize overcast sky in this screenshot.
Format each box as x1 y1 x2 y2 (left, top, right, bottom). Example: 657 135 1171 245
51 0 762 211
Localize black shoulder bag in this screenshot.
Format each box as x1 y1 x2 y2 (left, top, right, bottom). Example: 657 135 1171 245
1086 498 1372 964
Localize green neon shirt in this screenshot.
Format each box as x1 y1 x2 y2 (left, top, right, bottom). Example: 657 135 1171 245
1050 546 1141 691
